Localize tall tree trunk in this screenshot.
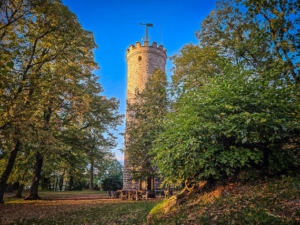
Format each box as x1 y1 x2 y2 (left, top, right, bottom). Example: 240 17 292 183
59 170 65 191
15 183 24 198
14 174 25 198
25 152 44 200
54 176 58 191
25 106 52 198
0 140 21 204
48 176 51 190
89 160 94 190
147 176 156 198
68 175 74 191
41 175 44 190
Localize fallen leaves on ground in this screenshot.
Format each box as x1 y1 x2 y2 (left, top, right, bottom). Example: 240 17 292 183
148 176 300 224
0 192 160 225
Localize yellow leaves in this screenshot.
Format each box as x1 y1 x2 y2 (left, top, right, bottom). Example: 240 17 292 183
49 18 58 27
23 96 29 103
225 105 233 109
260 118 267 123
9 107 14 116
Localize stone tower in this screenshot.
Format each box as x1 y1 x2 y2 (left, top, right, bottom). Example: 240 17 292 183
123 40 167 189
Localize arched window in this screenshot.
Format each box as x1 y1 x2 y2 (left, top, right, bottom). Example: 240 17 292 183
138 56 142 61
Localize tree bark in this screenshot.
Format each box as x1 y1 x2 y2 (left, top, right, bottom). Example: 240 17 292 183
0 140 21 204
146 176 156 198
14 174 25 198
59 175 63 191
68 175 74 191
15 183 24 198
25 152 44 200
89 160 94 190
54 176 58 191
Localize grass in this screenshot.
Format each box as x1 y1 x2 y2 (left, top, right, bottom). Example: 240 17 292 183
2 176 300 224
148 175 300 225
12 201 157 225
1 191 160 225
4 190 107 203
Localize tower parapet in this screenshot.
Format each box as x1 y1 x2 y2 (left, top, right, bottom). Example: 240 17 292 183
125 41 167 102
126 41 167 56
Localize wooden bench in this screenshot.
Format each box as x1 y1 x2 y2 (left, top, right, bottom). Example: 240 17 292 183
120 190 127 200
107 190 119 199
140 190 148 200
107 190 112 199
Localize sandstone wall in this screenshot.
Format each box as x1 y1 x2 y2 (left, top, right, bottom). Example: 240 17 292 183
123 41 167 189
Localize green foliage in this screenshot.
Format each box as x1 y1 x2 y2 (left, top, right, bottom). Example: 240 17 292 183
101 175 123 191
154 61 300 185
0 0 122 202
98 158 123 180
0 60 14 75
126 69 168 179
171 44 221 93
152 0 300 186
97 158 123 191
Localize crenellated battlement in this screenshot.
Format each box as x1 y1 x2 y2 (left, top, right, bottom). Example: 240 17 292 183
126 41 167 56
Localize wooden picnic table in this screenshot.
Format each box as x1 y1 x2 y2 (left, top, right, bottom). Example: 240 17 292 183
118 189 148 200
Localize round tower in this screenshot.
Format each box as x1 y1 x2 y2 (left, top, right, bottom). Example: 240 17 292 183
123 40 167 189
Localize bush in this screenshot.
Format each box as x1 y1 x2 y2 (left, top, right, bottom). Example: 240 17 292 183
101 175 123 191
153 62 300 185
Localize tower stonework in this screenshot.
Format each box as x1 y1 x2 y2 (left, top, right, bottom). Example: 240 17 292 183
123 41 167 189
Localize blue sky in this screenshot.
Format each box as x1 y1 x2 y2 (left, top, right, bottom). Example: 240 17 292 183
61 0 217 164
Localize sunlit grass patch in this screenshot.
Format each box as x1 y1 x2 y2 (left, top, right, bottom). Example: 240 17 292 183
4 190 107 203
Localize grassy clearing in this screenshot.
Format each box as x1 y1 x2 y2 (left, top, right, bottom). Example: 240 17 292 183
4 190 107 203
1 191 160 225
2 176 299 224
148 175 300 225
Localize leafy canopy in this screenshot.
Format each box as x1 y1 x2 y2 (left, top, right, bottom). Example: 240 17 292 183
152 0 300 186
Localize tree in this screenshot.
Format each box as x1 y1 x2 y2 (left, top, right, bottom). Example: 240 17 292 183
152 0 300 188
0 0 56 204
170 44 221 94
20 0 99 200
197 0 299 83
0 0 122 203
100 158 123 191
6 144 35 197
126 69 168 181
